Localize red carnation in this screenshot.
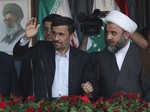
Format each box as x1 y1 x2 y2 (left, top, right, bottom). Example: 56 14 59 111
0 101 6 109
7 101 13 106
26 106 34 112
105 98 113 103
37 106 42 112
27 96 36 101
138 106 143 111
137 97 142 102
113 92 125 98
127 93 134 99
126 102 130 108
113 109 119 112
97 96 104 103
143 102 148 108
13 98 20 104
47 107 52 111
60 96 69 100
79 95 90 103
102 105 107 110
70 96 78 105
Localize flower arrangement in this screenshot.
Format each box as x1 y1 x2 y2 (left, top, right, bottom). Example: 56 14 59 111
93 92 150 112
0 92 150 112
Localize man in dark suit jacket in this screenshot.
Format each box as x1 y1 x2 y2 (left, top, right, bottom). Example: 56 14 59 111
0 51 21 96
13 16 97 101
94 10 150 102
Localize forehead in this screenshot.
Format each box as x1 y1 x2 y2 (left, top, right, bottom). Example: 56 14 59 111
43 21 52 27
52 25 68 32
4 13 16 19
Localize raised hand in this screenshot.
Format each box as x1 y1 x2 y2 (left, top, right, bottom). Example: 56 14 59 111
23 17 40 40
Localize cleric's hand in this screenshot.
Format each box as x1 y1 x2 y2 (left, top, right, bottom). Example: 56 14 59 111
81 81 93 93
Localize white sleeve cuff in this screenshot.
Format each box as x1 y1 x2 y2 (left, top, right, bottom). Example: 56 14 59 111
20 35 30 46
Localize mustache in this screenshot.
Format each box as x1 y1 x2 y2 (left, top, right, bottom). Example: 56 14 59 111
53 41 62 44
107 40 113 45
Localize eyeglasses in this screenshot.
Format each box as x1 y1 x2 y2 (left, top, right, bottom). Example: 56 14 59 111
3 18 15 24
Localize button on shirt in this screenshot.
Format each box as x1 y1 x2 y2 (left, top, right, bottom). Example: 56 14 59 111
115 41 130 71
52 49 69 98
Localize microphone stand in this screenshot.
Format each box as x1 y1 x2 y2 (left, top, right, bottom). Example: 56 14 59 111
30 58 35 97
40 59 49 100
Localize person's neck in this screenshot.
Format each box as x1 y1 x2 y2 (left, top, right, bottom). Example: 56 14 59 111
57 46 70 56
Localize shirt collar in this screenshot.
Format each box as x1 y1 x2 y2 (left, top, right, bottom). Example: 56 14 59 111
55 47 70 58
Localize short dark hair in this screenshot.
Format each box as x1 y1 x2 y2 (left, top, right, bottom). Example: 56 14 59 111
52 16 76 34
42 14 61 25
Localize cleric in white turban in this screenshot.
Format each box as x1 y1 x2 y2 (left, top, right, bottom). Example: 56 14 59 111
93 10 150 103
105 10 137 34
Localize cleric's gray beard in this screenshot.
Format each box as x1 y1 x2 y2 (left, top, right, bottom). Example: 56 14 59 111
107 36 126 53
5 23 19 36
107 44 118 53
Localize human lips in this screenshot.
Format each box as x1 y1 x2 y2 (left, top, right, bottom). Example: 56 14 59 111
108 41 114 46
53 41 61 46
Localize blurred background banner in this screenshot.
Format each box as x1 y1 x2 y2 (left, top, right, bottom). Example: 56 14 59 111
38 0 79 47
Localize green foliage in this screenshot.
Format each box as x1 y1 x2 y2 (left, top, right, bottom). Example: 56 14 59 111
0 93 150 112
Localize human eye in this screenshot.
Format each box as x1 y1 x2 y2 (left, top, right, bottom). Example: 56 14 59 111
43 27 48 32
59 33 65 37
111 31 116 36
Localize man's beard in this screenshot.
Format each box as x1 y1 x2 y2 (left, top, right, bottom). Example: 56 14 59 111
53 41 62 51
107 36 126 53
5 23 19 36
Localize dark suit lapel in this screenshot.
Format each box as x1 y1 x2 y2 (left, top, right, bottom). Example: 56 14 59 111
108 52 119 78
40 44 55 87
106 51 120 96
48 48 55 76
68 47 76 95
112 43 133 93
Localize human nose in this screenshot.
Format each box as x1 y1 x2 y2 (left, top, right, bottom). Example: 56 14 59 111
47 29 52 34
106 33 112 40
53 34 59 41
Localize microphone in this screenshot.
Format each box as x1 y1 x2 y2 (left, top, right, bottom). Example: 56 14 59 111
30 58 35 97
40 59 49 100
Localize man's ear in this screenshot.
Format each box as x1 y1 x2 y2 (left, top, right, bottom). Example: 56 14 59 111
70 32 75 41
124 31 130 39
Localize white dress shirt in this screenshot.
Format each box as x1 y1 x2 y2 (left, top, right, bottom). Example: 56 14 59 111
52 49 69 98
19 36 30 46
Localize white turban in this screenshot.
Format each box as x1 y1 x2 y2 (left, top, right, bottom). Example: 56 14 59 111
105 10 137 34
